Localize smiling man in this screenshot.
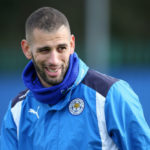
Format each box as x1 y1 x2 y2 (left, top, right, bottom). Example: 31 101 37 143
22 26 74 87
22 9 75 87
1 7 150 150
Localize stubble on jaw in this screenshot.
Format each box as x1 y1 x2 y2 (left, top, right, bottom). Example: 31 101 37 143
31 54 69 87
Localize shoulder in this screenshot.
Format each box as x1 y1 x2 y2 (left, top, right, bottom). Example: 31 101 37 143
82 69 119 97
107 80 139 104
11 89 29 108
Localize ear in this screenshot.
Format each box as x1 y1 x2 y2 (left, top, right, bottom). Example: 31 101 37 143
70 34 75 54
21 39 32 59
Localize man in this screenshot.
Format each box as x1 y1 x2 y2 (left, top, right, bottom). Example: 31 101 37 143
0 7 150 150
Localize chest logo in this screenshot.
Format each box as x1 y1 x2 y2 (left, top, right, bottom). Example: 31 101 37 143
28 106 40 119
69 98 84 115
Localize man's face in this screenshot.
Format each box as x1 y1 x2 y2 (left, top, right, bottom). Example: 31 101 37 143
22 26 75 87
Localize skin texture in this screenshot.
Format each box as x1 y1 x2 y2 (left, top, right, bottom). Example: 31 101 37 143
21 25 75 87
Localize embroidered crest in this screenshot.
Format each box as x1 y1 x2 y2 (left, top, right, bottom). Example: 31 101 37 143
69 98 84 115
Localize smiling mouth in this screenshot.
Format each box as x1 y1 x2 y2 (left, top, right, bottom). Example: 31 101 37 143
45 66 61 77
47 68 58 73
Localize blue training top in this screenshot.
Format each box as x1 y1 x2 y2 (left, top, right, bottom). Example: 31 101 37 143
1 55 150 150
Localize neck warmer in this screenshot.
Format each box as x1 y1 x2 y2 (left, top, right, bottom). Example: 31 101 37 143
22 53 79 105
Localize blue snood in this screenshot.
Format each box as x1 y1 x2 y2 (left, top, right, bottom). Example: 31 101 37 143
22 53 79 105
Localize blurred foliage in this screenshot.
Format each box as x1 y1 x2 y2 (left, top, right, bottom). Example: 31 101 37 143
110 0 150 38
110 0 150 66
110 38 150 66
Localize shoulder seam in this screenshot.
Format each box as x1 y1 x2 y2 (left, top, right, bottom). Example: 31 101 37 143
82 69 119 97
11 89 29 108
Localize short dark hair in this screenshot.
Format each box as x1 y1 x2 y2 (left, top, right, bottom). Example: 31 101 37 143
25 7 70 41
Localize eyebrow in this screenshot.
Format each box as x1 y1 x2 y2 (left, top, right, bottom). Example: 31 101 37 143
57 43 68 47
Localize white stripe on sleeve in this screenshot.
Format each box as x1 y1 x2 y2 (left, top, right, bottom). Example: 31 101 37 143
11 100 23 140
96 92 118 150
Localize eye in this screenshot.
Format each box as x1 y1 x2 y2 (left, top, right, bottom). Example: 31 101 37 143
38 47 50 53
57 46 67 52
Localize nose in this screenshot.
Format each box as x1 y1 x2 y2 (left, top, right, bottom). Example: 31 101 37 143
48 50 59 65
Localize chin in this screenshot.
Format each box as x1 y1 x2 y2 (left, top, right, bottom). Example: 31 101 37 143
46 77 63 86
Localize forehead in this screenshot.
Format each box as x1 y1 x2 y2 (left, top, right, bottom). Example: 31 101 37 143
31 26 71 45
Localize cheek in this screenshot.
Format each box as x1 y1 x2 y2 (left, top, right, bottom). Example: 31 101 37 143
33 54 46 62
62 54 70 64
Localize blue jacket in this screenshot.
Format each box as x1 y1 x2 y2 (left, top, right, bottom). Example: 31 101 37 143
1 59 150 150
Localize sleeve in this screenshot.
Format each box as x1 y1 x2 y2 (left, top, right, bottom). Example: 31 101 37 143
105 80 150 150
0 101 18 150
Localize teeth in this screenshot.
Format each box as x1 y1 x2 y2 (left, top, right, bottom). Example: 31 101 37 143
47 68 58 73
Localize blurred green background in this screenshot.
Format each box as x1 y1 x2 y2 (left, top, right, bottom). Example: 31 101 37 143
0 0 150 127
